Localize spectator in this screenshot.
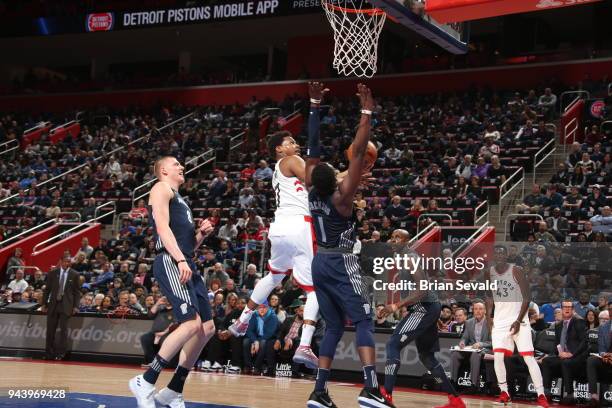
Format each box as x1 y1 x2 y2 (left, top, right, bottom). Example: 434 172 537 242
203 297 246 372
576 152 595 175
241 264 259 293
30 269 46 290
76 237 94 259
437 305 453 332
268 294 286 324
104 156 122 178
212 292 225 319
550 163 570 185
6 248 25 277
574 291 597 318
384 196 406 221
590 206 612 235
86 261 114 290
586 303 612 406
253 160 273 181
541 184 564 210
240 162 257 180
448 308 467 334
129 199 149 221
218 217 238 242
540 291 562 323
566 142 583 168
472 156 490 179
538 87 557 113
542 300 588 405
582 221 596 241
534 222 556 243
115 262 134 289
455 155 473 180
273 299 306 377
487 155 506 185
585 309 599 330
450 301 492 394
207 263 230 288
140 296 178 366
515 120 538 141
243 303 278 375
216 239 235 264
8 269 28 294
479 138 500 158
42 255 81 360
545 207 569 241
129 293 146 314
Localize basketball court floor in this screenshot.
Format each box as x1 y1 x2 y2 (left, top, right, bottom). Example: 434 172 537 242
0 359 553 407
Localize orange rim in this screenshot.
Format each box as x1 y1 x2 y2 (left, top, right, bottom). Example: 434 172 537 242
322 1 386 16
322 1 398 22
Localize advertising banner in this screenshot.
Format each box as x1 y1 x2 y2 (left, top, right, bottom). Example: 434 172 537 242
0 313 150 356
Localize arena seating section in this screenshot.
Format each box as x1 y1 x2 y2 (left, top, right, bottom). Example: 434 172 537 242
1 79 611 400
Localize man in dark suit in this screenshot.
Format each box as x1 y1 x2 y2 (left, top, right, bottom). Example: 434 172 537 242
586 303 612 406
542 299 588 405
545 207 569 241
450 301 493 394
42 255 81 360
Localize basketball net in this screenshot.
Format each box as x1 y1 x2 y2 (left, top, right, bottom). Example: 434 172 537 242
321 0 387 78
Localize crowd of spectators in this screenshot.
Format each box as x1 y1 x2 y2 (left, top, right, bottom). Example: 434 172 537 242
1 80 611 398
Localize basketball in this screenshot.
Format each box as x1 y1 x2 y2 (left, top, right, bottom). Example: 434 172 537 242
346 141 378 172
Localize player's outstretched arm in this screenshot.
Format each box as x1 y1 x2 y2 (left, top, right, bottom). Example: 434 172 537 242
511 266 530 334
380 254 427 318
150 182 192 284
305 81 328 189
335 84 374 214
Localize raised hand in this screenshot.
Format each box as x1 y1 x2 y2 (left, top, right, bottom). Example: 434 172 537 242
308 82 330 102
357 83 375 112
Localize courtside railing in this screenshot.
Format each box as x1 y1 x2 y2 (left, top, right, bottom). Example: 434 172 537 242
228 131 246 153
560 90 590 115
503 213 544 241
416 213 452 235
0 139 18 158
474 200 489 225
452 221 490 258
0 112 195 207
0 219 56 248
532 137 556 184
31 201 116 256
498 167 525 218
408 221 438 246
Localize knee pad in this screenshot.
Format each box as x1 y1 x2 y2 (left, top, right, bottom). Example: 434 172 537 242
355 319 375 348
303 290 319 322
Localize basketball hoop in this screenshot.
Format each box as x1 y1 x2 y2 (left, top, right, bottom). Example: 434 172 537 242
321 0 387 78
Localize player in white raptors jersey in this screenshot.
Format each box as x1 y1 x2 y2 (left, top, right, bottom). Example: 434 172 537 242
228 82 329 369
485 245 548 407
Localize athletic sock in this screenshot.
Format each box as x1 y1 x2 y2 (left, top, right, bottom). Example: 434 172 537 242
493 352 508 394
430 361 458 397
167 365 191 393
363 365 378 389
384 359 401 394
143 354 170 384
299 324 316 347
315 368 330 392
523 355 545 395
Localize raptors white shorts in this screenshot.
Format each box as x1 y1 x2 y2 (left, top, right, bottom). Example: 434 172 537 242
267 215 315 291
492 321 534 356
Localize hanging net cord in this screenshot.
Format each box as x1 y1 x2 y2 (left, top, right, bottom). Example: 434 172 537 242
322 0 387 78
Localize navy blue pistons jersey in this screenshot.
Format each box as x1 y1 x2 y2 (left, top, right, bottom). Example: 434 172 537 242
308 190 356 250
148 185 196 258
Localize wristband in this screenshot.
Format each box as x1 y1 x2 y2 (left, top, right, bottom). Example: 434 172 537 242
361 109 373 116
310 98 321 104
177 260 186 264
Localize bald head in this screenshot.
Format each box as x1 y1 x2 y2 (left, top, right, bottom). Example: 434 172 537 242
389 229 410 244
